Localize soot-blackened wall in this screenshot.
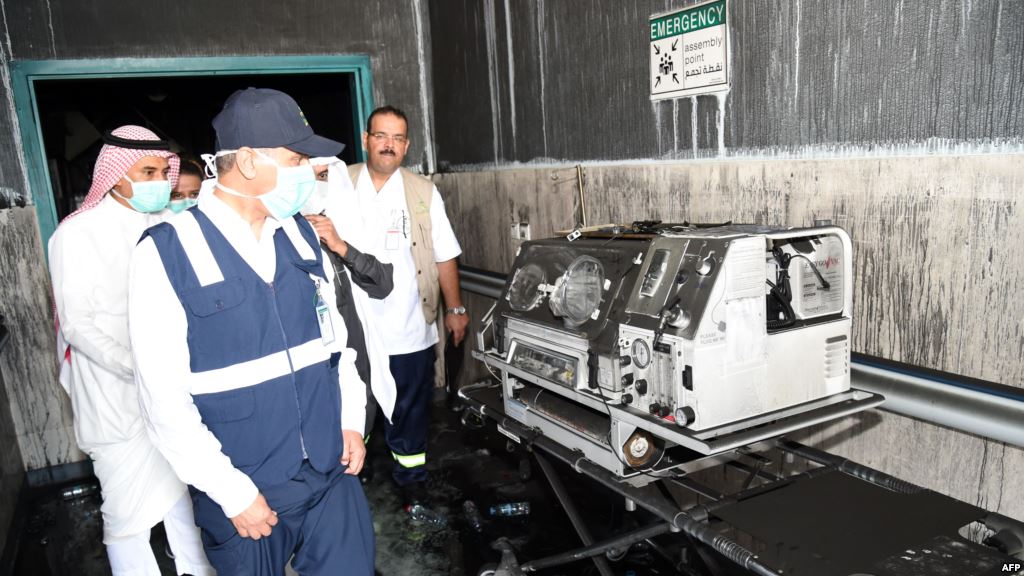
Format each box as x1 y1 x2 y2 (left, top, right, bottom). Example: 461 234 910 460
430 0 1024 166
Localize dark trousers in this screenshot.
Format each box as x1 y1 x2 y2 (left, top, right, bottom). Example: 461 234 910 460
191 462 375 576
384 346 436 486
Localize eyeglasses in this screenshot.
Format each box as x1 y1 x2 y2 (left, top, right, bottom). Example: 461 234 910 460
368 132 408 145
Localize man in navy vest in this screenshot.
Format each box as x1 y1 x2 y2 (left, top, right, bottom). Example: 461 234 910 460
128 87 374 575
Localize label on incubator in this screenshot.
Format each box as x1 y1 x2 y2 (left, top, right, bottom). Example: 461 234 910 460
791 235 844 319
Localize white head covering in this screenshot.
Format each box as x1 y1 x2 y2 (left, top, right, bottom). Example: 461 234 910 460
300 156 341 217
300 157 370 248
306 156 397 422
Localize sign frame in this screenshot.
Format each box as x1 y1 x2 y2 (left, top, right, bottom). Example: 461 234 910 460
649 0 730 101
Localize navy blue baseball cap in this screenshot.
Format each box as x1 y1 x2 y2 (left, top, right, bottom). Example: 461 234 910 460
212 87 344 157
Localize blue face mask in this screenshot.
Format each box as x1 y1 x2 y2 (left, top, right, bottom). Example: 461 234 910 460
217 151 316 220
111 176 171 213
167 197 198 214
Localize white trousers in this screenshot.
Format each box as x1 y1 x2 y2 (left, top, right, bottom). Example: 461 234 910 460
105 492 215 576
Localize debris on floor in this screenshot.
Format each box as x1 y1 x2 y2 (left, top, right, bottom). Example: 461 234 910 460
13 397 682 575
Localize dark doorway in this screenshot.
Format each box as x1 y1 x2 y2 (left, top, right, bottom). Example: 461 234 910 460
34 73 359 220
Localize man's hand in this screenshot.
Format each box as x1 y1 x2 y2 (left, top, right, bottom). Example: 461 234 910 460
230 493 278 540
445 312 470 346
304 214 348 258
437 260 467 346
340 429 366 475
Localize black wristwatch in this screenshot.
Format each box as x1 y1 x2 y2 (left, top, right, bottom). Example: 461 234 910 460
445 306 467 315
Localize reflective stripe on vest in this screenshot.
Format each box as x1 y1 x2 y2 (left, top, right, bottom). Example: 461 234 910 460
166 211 333 389
167 211 224 286
188 337 329 395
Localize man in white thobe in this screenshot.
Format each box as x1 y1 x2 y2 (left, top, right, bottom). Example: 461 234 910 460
48 125 213 576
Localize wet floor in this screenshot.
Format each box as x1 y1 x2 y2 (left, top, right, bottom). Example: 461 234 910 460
12 396 683 575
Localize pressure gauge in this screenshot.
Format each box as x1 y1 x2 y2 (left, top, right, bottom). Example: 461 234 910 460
631 338 651 369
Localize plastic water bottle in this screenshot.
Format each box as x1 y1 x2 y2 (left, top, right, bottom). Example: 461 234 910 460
463 500 484 532
488 502 531 517
406 503 447 528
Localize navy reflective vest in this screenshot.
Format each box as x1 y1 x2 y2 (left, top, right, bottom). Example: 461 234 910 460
143 208 342 489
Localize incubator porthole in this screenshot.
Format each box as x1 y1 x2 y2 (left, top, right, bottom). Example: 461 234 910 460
507 263 547 312
548 255 605 326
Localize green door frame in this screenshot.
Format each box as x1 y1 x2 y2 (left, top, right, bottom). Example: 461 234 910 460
8 55 374 248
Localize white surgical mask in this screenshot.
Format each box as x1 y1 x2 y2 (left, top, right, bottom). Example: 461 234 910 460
111 176 171 213
300 181 331 216
167 197 198 214
215 150 316 220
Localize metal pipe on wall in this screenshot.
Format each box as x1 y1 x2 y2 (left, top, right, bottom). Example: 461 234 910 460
459 266 506 300
851 356 1024 449
457 267 1024 449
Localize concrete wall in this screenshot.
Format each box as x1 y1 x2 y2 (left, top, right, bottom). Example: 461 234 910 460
0 0 435 473
428 0 1024 522
0 39 49 549
0 342 25 560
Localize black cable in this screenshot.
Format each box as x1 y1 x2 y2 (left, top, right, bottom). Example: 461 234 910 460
591 345 668 482
577 247 670 480
767 247 797 330
788 253 830 290
765 280 796 330
652 295 682 348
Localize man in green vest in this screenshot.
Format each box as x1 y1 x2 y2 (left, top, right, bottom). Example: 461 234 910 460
342 106 467 512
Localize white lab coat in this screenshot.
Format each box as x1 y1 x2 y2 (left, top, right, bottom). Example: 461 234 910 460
49 195 186 543
339 262 397 423
316 161 397 422
303 158 395 428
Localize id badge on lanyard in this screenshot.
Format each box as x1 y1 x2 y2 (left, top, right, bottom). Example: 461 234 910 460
314 280 335 346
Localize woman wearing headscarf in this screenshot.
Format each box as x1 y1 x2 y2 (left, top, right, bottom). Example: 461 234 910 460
48 125 213 576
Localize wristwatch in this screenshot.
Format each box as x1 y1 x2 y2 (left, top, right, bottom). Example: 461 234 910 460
445 306 467 315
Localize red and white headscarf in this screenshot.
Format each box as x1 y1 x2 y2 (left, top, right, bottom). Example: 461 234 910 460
63 124 181 222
